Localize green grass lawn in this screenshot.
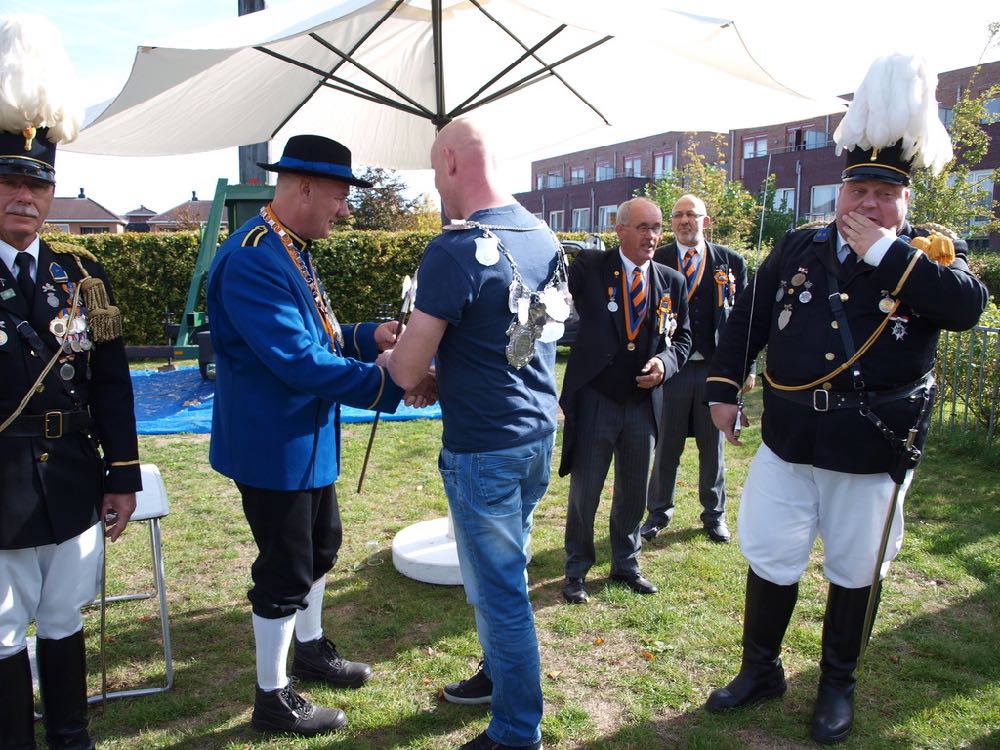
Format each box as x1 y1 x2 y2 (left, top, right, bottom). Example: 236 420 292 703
76 361 999 749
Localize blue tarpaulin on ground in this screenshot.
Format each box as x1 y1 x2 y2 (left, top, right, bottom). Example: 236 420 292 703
132 366 441 435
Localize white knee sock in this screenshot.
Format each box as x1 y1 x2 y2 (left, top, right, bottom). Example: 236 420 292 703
252 613 294 691
293 577 326 644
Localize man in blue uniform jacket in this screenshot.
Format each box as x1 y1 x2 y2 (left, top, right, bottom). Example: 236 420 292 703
208 135 429 737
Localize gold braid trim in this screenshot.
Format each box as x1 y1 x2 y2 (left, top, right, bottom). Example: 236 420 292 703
110 459 141 467
71 256 122 342
365 366 387 410
48 240 98 263
706 376 742 389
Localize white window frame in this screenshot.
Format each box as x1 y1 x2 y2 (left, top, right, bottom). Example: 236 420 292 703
548 210 564 231
653 152 673 179
571 208 591 231
570 166 586 185
623 154 642 177
596 160 614 181
809 184 839 220
597 205 618 231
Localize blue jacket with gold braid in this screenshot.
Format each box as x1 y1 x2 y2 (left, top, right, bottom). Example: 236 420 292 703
207 214 404 491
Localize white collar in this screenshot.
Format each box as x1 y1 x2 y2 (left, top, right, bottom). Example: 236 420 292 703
0 235 40 277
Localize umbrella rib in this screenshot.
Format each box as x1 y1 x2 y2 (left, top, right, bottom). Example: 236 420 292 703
450 35 613 123
449 23 567 115
309 33 434 117
254 46 433 137
463 0 611 125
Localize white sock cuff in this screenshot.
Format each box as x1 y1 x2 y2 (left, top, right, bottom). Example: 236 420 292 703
293 577 326 644
252 613 294 691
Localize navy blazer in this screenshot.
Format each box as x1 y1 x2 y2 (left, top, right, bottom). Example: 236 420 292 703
208 215 404 491
558 250 691 476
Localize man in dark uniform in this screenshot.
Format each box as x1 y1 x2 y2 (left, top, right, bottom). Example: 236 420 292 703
559 197 691 604
0 15 141 749
703 54 988 745
641 193 752 544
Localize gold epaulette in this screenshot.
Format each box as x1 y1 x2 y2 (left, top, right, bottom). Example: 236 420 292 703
914 222 958 239
241 226 268 247
795 220 829 231
48 240 98 263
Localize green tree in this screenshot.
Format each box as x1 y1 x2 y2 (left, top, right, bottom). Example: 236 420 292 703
346 167 420 230
909 23 1000 240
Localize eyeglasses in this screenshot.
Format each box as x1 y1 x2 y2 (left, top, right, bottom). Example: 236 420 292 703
628 223 663 234
0 175 53 196
671 211 705 220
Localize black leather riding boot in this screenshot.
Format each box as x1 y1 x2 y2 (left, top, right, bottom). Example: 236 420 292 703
0 648 38 750
37 632 95 750
705 567 798 712
811 582 880 745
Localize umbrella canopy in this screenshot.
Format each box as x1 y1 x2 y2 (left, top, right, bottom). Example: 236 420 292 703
67 0 845 167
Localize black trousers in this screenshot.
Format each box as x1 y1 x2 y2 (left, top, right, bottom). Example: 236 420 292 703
237 482 342 619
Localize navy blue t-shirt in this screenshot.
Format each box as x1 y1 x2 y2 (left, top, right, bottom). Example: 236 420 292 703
416 204 559 453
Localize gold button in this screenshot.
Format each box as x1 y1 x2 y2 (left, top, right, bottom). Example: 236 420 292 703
825 353 836 361
822 382 833 390
36 384 45 393
831 321 839 329
840 293 849 302
39 453 49 462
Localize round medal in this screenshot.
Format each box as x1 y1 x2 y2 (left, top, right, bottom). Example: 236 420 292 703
626 342 636 351
0 330 7 346
59 362 75 380
878 297 895 313
80 337 92 351
607 301 619 312
799 290 813 303
49 318 67 337
791 272 807 287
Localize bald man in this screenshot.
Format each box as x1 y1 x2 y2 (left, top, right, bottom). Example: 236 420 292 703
388 118 564 750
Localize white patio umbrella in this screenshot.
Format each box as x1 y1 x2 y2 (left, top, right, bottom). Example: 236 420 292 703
68 0 846 586
67 0 845 164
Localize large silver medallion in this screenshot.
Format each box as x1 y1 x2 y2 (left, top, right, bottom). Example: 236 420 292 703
777 306 792 330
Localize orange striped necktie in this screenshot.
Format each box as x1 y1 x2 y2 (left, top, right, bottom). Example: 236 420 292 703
630 267 647 319
683 247 698 292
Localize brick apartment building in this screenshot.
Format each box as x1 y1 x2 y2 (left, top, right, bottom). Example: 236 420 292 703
515 61 1000 250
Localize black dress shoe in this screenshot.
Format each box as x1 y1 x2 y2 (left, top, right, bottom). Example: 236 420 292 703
561 576 588 604
252 683 347 736
811 682 854 744
291 636 372 688
639 524 662 542
610 573 658 595
705 521 732 543
457 729 543 749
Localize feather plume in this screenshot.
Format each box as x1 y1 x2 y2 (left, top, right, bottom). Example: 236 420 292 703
833 53 952 175
0 14 82 144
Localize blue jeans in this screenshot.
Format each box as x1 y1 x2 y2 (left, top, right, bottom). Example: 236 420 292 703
439 433 554 748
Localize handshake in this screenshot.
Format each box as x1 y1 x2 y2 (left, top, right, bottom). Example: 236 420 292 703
373 320 437 408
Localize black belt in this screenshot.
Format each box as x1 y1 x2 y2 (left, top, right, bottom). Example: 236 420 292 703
767 378 930 413
0 409 92 438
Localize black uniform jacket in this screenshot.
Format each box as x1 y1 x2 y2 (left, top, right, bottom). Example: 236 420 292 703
0 239 141 549
654 240 749 352
705 221 988 475
558 250 692 476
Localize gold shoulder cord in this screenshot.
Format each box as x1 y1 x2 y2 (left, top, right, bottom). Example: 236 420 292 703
765 251 922 393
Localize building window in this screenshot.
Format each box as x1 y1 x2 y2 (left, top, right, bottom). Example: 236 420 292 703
80 227 108 235
653 152 673 179
548 210 564 231
536 173 544 190
571 208 591 231
804 130 828 150
981 97 1000 125
968 169 996 235
939 107 955 128
623 154 642 177
546 171 564 188
598 205 618 230
570 166 586 185
596 160 614 181
809 184 839 220
773 188 795 211
743 136 767 159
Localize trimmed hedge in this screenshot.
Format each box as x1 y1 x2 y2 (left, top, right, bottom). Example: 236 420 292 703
43 229 433 346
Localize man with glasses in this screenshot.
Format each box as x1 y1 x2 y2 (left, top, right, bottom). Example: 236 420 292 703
640 194 752 544
558 197 691 604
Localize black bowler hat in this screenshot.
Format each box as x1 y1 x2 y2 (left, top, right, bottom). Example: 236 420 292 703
0 127 57 184
258 135 373 188
842 140 911 186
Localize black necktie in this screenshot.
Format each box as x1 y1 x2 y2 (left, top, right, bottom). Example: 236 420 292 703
14 253 35 308
842 245 857 274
